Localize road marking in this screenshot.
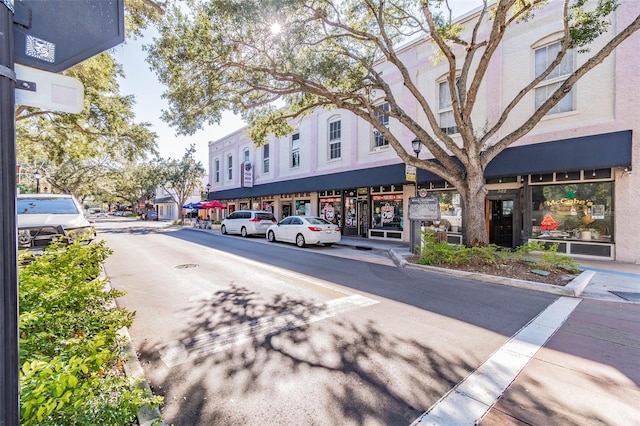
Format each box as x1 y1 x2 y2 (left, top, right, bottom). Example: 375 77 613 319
411 296 581 426
157 294 379 367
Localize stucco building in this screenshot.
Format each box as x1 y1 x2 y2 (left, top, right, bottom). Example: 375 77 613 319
206 3 639 263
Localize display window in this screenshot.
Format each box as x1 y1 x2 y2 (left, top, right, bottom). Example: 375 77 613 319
372 194 403 230
345 197 357 229
531 182 613 241
320 197 342 226
428 190 463 232
295 200 311 216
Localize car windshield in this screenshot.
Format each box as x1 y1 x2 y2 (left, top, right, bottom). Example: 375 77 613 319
18 198 79 215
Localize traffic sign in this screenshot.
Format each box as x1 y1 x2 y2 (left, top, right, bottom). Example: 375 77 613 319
13 0 124 72
15 64 84 113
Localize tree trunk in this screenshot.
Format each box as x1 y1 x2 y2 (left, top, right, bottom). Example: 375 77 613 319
461 170 489 246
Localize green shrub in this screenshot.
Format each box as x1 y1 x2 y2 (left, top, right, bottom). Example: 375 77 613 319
417 231 579 274
18 240 163 425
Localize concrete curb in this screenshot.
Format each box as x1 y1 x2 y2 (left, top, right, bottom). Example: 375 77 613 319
118 328 165 426
389 248 595 297
103 270 164 426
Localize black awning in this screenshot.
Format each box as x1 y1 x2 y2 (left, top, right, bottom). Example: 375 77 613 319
211 163 440 200
485 130 632 177
212 130 632 200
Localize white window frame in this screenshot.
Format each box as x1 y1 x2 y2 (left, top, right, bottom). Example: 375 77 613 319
243 148 250 163
214 158 220 183
291 132 300 168
534 41 575 115
438 79 459 135
263 144 270 173
372 102 390 150
227 154 233 181
328 118 341 160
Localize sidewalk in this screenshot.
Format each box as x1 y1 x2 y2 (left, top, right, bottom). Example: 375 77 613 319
338 236 640 425
336 235 640 302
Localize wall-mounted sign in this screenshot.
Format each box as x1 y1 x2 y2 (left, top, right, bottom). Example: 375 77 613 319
242 162 253 188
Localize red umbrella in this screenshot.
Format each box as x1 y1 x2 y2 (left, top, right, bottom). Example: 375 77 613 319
200 200 226 209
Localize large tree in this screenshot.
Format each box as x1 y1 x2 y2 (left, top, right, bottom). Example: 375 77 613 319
146 0 640 245
157 145 206 220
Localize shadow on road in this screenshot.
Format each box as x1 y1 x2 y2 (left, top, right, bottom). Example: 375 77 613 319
136 283 480 424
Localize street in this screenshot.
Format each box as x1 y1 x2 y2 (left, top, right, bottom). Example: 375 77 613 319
98 218 558 425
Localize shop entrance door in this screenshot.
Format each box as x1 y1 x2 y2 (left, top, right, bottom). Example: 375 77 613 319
488 198 515 248
357 199 369 237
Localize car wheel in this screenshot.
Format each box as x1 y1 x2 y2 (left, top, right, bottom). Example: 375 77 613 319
267 231 276 242
295 234 306 247
221 225 227 235
241 227 248 237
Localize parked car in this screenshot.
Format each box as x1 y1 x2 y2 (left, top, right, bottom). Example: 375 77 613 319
267 215 341 247
17 194 96 254
220 210 276 237
144 210 159 221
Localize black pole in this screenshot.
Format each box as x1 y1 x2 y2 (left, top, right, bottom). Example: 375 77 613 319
0 2 19 425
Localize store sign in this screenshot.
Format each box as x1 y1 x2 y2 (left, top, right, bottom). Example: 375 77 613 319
372 194 403 201
409 196 440 221
242 162 253 188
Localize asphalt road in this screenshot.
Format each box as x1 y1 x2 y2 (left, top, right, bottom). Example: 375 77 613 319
96 218 557 425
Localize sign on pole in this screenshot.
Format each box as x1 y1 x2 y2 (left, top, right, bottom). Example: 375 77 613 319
13 0 124 73
15 64 84 113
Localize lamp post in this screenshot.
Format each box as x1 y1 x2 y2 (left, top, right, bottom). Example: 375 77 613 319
410 138 422 254
205 183 211 200
33 170 41 194
411 137 421 196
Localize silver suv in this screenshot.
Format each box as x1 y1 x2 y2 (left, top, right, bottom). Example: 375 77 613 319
17 194 96 254
220 210 276 237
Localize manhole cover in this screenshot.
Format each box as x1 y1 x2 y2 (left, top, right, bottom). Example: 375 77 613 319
609 291 640 302
175 264 199 269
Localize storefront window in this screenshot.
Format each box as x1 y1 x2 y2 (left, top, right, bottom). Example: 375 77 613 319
531 182 613 241
345 197 357 230
262 201 274 212
372 194 403 230
428 190 463 232
320 197 342 226
295 200 310 216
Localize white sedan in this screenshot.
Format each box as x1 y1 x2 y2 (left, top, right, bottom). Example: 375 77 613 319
267 216 341 247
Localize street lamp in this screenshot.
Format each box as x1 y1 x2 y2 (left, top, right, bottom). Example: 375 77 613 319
205 183 211 200
33 170 41 194
411 137 421 196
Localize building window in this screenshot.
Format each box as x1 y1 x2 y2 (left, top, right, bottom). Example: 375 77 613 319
373 102 390 149
291 132 300 168
439 80 458 135
243 148 250 163
263 144 270 173
534 41 574 114
530 182 612 241
329 119 341 159
214 159 220 183
227 154 233 181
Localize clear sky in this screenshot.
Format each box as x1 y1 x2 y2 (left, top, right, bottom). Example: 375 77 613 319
112 32 246 166
112 1 479 166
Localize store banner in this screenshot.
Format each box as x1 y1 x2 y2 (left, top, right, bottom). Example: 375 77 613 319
242 161 253 188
